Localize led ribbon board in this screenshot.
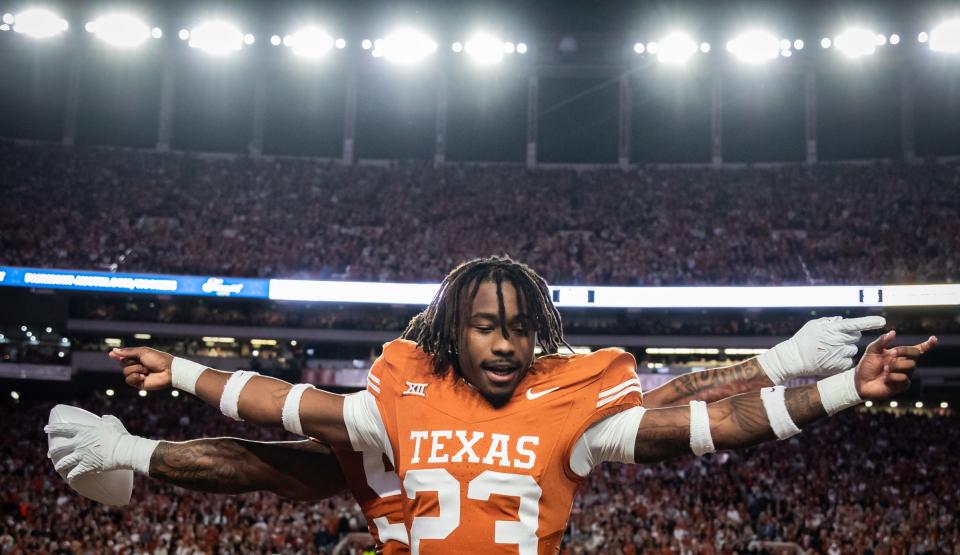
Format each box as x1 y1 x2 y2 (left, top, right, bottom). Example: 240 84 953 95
2 266 958 307
0 266 267 299
269 279 960 308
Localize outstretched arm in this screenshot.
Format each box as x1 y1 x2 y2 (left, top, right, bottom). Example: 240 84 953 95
149 439 347 500
643 358 772 408
642 316 887 408
109 348 352 448
634 383 823 462
47 413 349 501
633 332 936 463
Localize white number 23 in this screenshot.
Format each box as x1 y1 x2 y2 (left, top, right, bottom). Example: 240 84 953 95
403 469 542 555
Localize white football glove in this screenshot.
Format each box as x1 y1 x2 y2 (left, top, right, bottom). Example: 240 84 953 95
757 316 886 384
45 414 158 481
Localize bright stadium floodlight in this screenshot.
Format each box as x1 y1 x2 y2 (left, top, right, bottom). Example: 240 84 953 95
633 42 644 54
656 31 697 64
286 26 334 59
13 8 68 38
821 37 832 48
889 33 900 45
918 31 929 44
727 30 780 64
834 27 877 58
2 13 13 25
85 14 151 47
794 39 804 50
372 28 437 64
464 32 505 65
188 20 245 55
516 42 527 54
929 19 960 53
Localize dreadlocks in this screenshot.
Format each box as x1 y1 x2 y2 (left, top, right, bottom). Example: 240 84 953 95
401 255 568 376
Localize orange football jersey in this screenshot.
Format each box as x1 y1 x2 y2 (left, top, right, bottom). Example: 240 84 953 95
334 447 409 555
366 339 642 555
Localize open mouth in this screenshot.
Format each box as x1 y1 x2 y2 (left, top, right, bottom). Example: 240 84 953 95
482 364 519 384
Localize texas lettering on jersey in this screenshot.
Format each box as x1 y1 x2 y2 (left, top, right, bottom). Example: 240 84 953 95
367 339 642 555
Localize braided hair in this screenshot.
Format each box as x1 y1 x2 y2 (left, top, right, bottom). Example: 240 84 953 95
401 255 568 376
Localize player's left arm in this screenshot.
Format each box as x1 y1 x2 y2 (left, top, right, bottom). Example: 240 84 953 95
642 316 886 408
633 332 935 463
642 358 771 408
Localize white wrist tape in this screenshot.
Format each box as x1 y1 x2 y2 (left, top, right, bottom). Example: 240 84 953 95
114 434 160 475
760 386 802 440
281 383 315 436
219 371 259 421
689 400 716 456
817 369 862 416
171 357 207 395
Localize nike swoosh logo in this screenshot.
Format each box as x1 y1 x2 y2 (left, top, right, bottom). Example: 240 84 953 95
526 386 560 400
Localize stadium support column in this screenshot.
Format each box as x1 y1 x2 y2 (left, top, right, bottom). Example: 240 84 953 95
434 72 447 166
804 67 818 164
248 63 267 158
526 74 538 169
900 67 916 163
618 73 631 170
156 55 176 152
342 69 358 165
710 73 722 166
62 55 81 146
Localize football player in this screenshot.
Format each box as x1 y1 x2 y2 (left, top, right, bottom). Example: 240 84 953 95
83 257 936 553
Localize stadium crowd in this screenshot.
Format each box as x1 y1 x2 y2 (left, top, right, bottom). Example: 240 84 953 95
1 141 958 287
1 393 957 554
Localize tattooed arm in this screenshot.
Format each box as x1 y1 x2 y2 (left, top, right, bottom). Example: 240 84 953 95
149 439 347 501
642 358 773 408
633 332 937 463
634 384 825 462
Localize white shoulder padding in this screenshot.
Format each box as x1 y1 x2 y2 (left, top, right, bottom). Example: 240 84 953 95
342 390 389 457
570 406 647 477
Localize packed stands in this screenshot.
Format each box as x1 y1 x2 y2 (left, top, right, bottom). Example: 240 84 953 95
2 141 958 287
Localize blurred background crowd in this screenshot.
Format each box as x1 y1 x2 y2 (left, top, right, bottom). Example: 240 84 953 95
2 395 956 554
2 141 957 287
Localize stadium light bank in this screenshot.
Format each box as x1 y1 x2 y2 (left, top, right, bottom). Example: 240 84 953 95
6 8 68 38
85 13 161 48
180 20 253 55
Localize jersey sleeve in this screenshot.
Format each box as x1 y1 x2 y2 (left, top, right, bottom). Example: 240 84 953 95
569 406 647 477
348 339 428 466
563 349 644 480
342 390 389 455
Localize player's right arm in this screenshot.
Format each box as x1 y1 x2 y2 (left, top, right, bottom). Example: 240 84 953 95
109 348 356 448
148 439 346 500
632 331 935 463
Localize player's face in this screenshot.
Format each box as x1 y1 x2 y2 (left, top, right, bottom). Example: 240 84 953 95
459 280 536 407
